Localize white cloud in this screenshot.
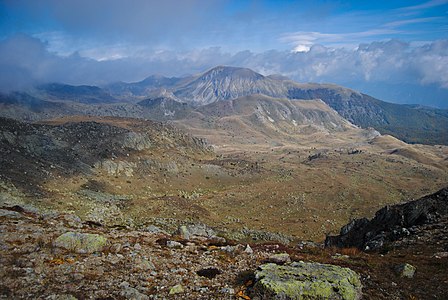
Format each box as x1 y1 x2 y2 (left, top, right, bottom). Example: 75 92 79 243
0 34 447 107
281 29 400 51
384 17 442 28
400 0 448 11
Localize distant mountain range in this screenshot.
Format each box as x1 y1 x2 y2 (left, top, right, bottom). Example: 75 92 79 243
1 66 447 145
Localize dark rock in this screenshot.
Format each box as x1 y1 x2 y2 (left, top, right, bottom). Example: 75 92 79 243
325 187 448 250
196 267 222 279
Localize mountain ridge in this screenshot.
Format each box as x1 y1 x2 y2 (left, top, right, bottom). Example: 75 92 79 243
1 65 448 145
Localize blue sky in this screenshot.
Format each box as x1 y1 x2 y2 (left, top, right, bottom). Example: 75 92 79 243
1 0 448 107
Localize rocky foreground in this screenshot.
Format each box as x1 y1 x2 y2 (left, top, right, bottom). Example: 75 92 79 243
0 205 362 299
1 188 448 299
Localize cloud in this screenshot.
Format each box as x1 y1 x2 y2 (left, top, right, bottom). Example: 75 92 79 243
4 0 225 49
400 0 448 10
383 17 443 28
281 29 400 51
0 34 447 107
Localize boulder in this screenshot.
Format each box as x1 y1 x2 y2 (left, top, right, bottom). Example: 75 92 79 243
54 232 107 254
254 262 362 300
265 253 291 265
177 223 217 240
169 284 184 295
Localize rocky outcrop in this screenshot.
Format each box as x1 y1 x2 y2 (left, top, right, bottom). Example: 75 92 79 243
176 223 225 243
325 187 448 251
253 262 362 300
94 160 136 177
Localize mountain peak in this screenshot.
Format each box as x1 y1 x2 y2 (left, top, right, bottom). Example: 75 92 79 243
201 66 264 81
173 66 283 105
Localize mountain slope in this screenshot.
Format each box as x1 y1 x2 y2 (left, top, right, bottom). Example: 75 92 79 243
0 116 211 199
105 75 184 98
36 83 118 104
285 84 448 145
176 94 372 149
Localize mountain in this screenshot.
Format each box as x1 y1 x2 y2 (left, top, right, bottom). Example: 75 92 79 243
137 91 192 121
36 83 118 104
171 66 448 145
2 66 448 145
105 75 184 98
173 66 288 105
285 84 448 145
0 92 75 121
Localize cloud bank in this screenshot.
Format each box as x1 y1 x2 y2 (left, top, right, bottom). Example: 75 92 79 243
1 34 447 107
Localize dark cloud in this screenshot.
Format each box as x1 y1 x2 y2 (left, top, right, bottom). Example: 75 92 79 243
4 0 226 47
0 34 447 107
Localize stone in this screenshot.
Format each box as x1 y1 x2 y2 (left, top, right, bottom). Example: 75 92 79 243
177 223 217 240
166 240 183 249
120 286 149 300
244 244 253 254
109 243 122 253
254 262 362 300
0 209 22 218
145 225 167 234
433 252 448 259
196 267 222 279
395 263 416 278
221 287 235 294
135 258 156 271
169 284 184 295
54 232 107 254
265 253 291 265
46 294 78 300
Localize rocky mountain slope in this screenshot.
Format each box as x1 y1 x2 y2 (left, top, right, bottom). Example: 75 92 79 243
0 116 217 223
325 187 448 252
1 188 447 299
175 94 363 149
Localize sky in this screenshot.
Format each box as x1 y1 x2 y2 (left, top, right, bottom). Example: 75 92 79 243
0 0 448 107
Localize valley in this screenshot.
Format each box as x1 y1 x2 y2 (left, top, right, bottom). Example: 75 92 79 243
1 88 447 242
1 65 447 299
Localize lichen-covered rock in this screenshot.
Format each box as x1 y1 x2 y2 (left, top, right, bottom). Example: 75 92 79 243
54 232 107 254
254 262 362 300
169 284 184 295
395 263 416 278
